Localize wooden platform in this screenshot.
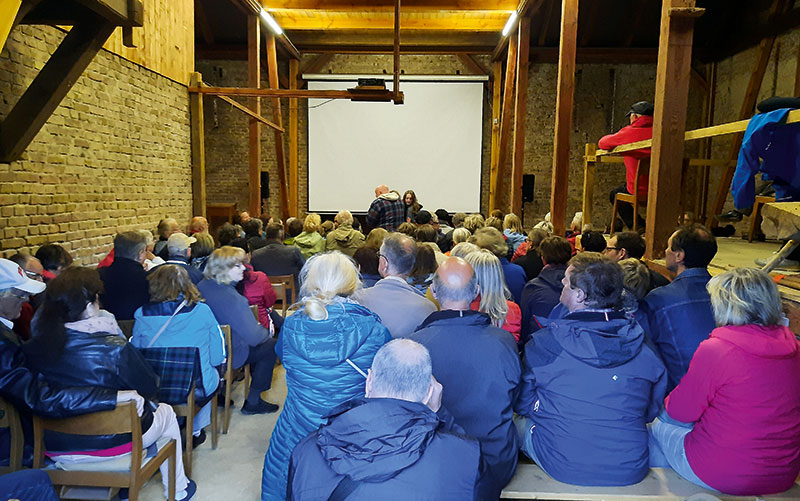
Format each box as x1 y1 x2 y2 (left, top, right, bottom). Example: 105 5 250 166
501 465 800 500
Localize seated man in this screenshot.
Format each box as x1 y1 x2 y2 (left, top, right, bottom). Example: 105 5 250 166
598 101 654 230
34 244 72 282
98 231 150 320
354 233 437 338
409 257 520 500
325 210 365 257
519 236 572 347
165 232 203 285
153 217 180 260
251 222 306 298
603 232 670 292
287 339 481 500
515 253 667 486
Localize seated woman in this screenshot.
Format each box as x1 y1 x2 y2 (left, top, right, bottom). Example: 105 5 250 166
260 252 391 501
23 267 195 501
132 264 225 444
197 247 279 414
502 213 527 252
293 214 325 259
464 250 521 342
229 238 277 333
407 244 438 295
649 268 800 495
352 246 381 287
189 232 215 273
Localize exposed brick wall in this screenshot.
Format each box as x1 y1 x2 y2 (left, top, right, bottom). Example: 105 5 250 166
197 54 704 230
0 25 192 265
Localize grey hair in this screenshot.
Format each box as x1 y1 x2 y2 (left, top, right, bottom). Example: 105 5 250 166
335 210 354 225
369 339 432 403
618 258 650 301
450 242 479 259
707 268 783 327
452 227 471 245
114 231 147 261
380 233 417 277
432 265 478 304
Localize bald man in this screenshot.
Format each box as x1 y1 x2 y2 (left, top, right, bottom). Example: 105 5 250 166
408 257 521 500
366 184 404 232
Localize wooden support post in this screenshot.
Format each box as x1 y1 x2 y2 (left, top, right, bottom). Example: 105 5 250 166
645 0 703 259
267 35 290 220
247 15 262 218
289 58 299 217
190 72 207 218
489 61 503 212
794 42 800 98
549 0 578 236
510 17 530 216
582 143 596 229
393 0 402 104
494 31 518 211
0 15 116 162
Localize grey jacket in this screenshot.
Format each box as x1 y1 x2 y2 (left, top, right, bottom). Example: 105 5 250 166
353 276 437 338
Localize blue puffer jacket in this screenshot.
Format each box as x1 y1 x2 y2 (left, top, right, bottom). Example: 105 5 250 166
261 300 391 501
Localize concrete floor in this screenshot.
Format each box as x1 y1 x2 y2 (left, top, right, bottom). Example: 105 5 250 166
138 364 288 501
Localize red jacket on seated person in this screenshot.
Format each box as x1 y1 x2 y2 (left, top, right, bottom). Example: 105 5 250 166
598 114 653 198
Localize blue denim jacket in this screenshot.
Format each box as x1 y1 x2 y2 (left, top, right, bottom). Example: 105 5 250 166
644 268 715 391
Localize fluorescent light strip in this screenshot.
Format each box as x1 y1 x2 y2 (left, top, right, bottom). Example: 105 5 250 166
259 8 283 35
502 11 518 37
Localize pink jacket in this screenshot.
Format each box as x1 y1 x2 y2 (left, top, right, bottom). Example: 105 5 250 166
241 265 277 330
665 324 800 495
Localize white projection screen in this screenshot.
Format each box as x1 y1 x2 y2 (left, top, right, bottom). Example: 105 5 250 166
307 76 485 213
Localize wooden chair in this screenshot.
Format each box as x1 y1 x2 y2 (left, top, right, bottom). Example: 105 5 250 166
269 274 295 315
138 347 218 477
610 158 650 236
0 396 24 474
33 402 177 501
117 319 135 340
748 195 777 242
220 325 251 434
270 283 288 317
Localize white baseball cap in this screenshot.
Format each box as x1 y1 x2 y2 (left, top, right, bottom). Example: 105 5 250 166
0 259 47 294
167 233 197 253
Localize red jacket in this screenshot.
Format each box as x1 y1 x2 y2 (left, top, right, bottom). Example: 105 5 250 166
598 115 653 197
470 297 521 342
241 264 277 330
665 324 800 495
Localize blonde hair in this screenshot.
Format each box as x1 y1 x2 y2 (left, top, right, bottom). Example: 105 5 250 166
618 258 650 300
303 214 322 233
191 232 215 258
299 252 361 320
148 264 203 304
204 246 246 285
463 214 485 234
707 268 783 327
452 227 471 245
503 213 524 234
485 216 503 232
464 250 510 328
137 229 155 248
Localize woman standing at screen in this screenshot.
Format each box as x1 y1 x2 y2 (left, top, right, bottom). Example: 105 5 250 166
403 190 422 223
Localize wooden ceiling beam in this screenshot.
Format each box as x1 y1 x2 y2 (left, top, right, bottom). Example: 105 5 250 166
536 0 556 47
232 0 302 59
261 0 518 10
491 0 546 61
195 0 215 46
270 13 507 31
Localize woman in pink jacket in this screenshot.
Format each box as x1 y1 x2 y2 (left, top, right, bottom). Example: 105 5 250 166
648 268 800 495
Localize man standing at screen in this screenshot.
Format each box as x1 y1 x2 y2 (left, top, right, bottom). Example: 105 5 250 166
366 185 405 232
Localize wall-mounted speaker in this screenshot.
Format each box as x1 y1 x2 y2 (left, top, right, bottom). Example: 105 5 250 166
522 174 535 203
260 172 270 199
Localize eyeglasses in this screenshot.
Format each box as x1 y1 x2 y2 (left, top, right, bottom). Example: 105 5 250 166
603 247 619 252
376 252 389 263
24 270 44 282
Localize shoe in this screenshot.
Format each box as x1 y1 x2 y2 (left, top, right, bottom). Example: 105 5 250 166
192 430 206 449
754 256 800 267
178 479 197 501
711 224 736 237
118 488 128 500
241 399 280 415
716 209 744 223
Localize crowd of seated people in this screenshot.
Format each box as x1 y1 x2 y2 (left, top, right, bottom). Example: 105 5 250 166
0 198 799 501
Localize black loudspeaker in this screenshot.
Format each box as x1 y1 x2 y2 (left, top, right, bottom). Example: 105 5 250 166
260 172 270 199
522 174 535 203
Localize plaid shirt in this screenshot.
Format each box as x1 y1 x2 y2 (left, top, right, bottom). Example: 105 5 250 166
366 197 405 231
138 347 205 404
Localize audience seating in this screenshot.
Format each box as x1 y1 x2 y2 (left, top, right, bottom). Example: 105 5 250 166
270 282 288 317
138 347 218 477
0 396 23 474
33 402 177 501
269 275 295 313
748 195 777 243
501 464 800 500
220 325 251 434
610 158 649 236
117 319 134 340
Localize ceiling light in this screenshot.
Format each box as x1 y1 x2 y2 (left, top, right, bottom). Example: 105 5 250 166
260 8 283 35
502 11 518 37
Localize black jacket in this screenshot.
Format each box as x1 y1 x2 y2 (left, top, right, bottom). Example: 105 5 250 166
0 324 116 463
24 327 158 452
250 241 305 296
288 398 481 501
98 257 149 320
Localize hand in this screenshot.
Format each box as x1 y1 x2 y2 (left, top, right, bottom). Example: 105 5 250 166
116 390 144 416
423 376 443 413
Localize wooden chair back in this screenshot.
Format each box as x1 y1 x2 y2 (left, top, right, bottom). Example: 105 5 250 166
610 158 650 235
220 325 250 434
33 402 177 500
269 274 295 315
118 319 135 339
270 283 288 317
0 396 23 474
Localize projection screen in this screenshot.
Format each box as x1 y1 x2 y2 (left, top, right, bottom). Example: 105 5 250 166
306 76 485 214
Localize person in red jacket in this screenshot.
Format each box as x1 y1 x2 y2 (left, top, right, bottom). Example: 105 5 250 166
598 101 654 230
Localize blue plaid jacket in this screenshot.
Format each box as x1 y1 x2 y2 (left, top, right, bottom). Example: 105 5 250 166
137 347 208 404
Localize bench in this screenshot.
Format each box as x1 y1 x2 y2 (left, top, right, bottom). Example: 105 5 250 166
501 464 800 500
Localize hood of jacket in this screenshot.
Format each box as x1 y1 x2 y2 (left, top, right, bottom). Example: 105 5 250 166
537 265 567 290
378 191 400 202
288 300 384 366
547 310 645 368
317 397 439 482
330 225 361 245
711 324 799 359
135 299 208 334
631 115 654 128
294 231 322 249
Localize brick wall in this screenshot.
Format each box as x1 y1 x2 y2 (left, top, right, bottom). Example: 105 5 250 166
197 54 704 230
0 25 193 265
